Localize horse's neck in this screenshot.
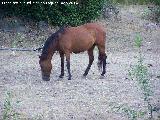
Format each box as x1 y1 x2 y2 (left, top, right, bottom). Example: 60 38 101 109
47 41 59 60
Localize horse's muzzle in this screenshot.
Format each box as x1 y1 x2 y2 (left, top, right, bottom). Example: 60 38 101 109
42 75 50 81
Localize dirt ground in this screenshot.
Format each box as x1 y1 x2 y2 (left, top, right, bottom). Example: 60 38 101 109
0 5 160 120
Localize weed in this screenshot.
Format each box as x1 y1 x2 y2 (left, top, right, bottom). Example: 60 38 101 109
110 34 154 120
2 91 20 120
129 33 153 119
109 102 146 120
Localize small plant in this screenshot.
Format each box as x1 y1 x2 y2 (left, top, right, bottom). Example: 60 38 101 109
142 4 160 23
2 91 20 120
3 92 12 120
129 33 153 119
120 106 146 120
108 34 154 120
109 102 146 120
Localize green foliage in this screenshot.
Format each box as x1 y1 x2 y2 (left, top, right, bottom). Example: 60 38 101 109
141 4 160 23
151 0 160 5
109 0 150 5
131 33 152 100
1 0 106 26
109 102 146 120
129 34 153 119
80 0 105 23
3 91 20 120
134 34 142 48
130 57 152 101
109 0 160 5
3 92 12 120
149 6 160 23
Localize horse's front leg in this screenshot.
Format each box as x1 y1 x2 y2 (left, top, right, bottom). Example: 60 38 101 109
65 52 72 80
59 52 64 78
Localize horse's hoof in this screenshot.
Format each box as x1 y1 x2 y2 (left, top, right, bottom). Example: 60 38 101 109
82 75 87 79
100 75 105 79
59 75 64 78
83 73 87 76
43 78 50 81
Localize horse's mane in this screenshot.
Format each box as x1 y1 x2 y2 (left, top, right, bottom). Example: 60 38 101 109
41 27 65 58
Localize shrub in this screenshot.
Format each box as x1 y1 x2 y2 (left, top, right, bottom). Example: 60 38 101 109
150 0 160 5
1 0 106 26
108 0 150 5
129 34 153 119
148 5 160 23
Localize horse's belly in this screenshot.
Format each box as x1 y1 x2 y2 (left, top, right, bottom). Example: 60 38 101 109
72 48 88 53
72 40 94 53
73 51 83 54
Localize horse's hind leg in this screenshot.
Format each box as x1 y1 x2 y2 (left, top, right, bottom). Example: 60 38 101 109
97 46 107 76
101 53 107 76
65 52 72 80
83 45 95 77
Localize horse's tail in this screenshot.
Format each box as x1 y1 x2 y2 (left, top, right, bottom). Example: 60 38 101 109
97 31 106 72
97 53 107 73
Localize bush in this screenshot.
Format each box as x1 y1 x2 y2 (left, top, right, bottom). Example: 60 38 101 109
1 0 106 26
150 0 160 5
148 5 160 23
108 0 150 5
149 0 160 23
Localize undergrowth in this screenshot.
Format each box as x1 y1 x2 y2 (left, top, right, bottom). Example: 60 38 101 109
2 91 20 120
109 102 146 120
129 33 153 119
109 34 154 120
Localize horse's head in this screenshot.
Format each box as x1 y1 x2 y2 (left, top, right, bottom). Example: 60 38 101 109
39 55 52 81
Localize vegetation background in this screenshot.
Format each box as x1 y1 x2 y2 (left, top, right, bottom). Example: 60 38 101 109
0 0 159 26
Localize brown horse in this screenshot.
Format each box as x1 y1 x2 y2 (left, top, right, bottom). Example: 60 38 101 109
39 23 107 81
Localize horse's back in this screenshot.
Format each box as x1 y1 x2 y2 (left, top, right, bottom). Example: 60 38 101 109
59 26 96 53
84 23 105 30
84 23 106 45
